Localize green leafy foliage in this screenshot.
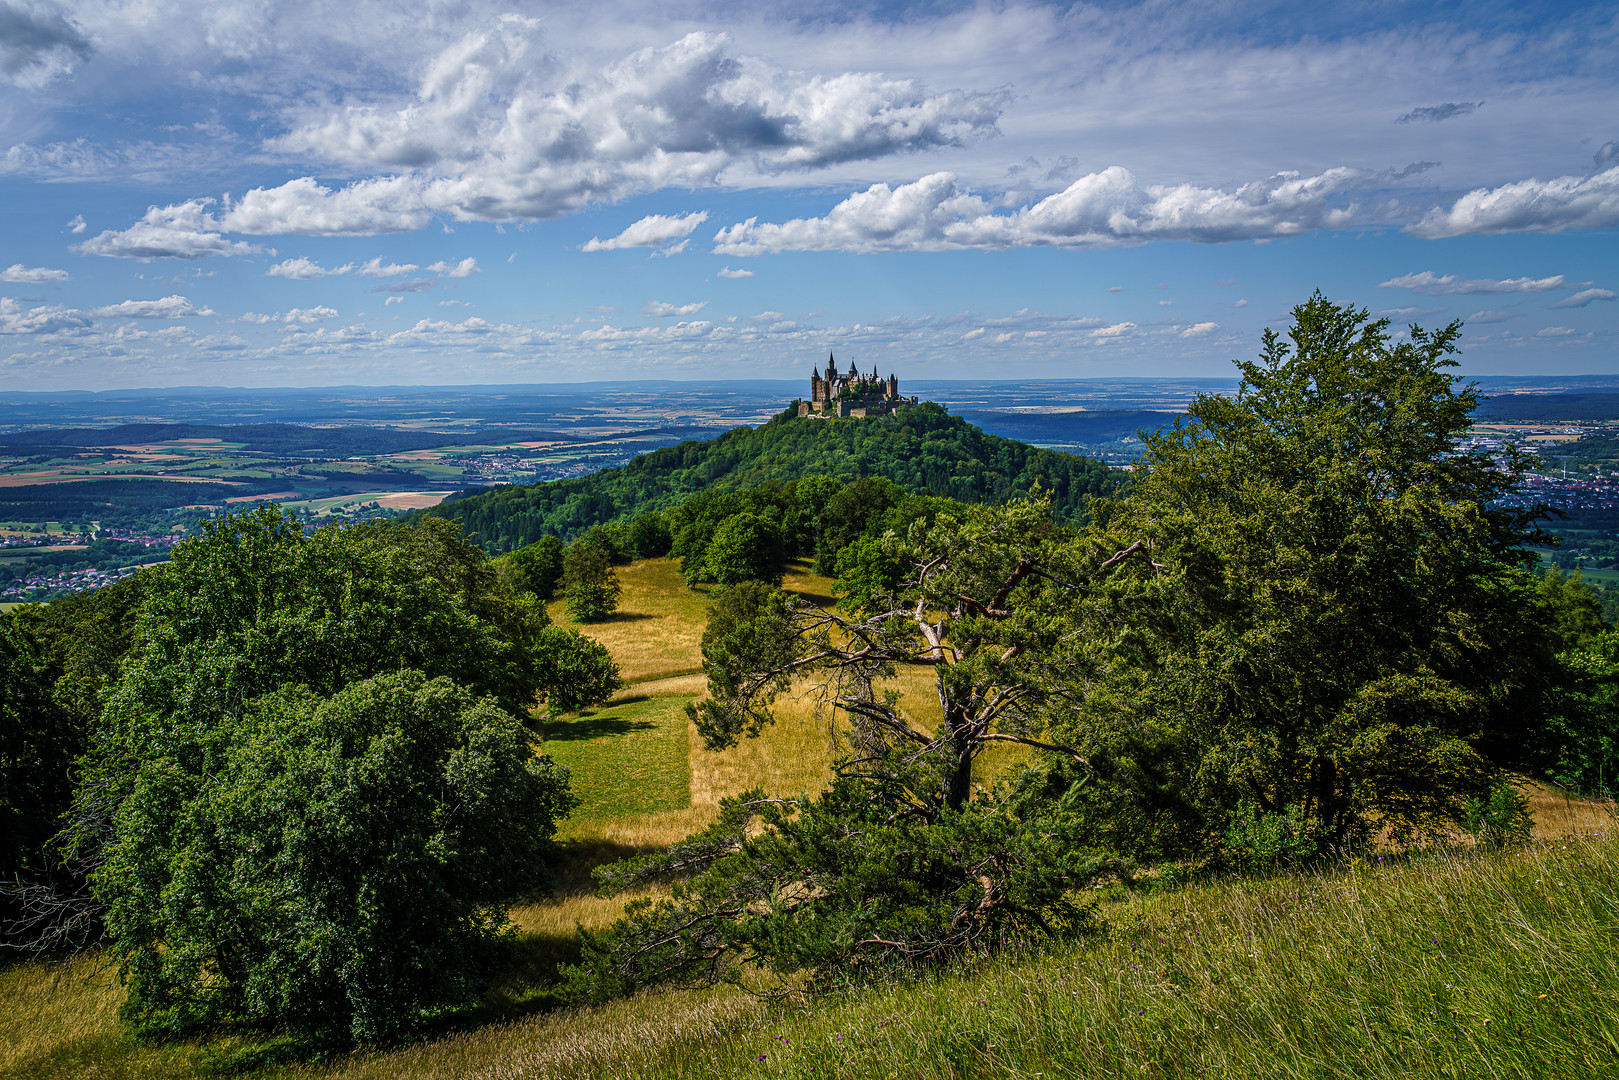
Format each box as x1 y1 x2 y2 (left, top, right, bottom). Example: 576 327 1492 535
1464 781 1535 849
102 671 574 1043
1535 628 1619 796
529 625 624 713
700 512 785 587
626 511 673 558
561 539 621 622
422 402 1118 549
45 508 599 1040
497 534 565 599
1066 293 1557 857
0 607 76 886
811 477 905 574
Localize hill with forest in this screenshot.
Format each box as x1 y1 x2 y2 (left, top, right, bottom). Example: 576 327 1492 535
421 401 1119 551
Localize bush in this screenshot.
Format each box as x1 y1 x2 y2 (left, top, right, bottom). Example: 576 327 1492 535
563 779 1106 1003
1465 782 1534 849
1220 802 1323 870
530 625 624 714
101 671 575 1044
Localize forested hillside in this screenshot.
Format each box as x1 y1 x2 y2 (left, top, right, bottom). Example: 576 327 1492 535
422 401 1118 550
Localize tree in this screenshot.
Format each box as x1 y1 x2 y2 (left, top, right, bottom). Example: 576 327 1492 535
1532 628 1619 797
701 512 785 587
690 497 1151 813
812 476 904 574
101 671 574 1043
0 607 75 890
530 625 624 713
499 534 565 599
561 538 621 622
51 509 590 1030
1069 293 1556 857
626 511 673 559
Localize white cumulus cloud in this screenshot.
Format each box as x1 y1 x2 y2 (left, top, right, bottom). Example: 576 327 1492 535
1410 167 1619 238
266 256 352 279
241 306 339 324
262 27 1005 227
717 266 754 279
712 167 1366 254
0 263 68 283
0 296 90 334
75 200 265 259
355 257 420 278
426 257 479 277
584 212 709 253
1550 288 1617 309
221 176 432 235
1181 321 1219 337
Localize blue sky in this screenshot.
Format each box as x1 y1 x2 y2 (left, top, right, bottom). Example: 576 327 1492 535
1 0 1615 389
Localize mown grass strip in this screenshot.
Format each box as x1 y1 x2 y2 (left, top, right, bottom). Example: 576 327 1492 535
542 695 693 829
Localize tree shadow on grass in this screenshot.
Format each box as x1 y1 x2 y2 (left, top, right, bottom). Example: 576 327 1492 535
598 611 656 623
539 715 657 740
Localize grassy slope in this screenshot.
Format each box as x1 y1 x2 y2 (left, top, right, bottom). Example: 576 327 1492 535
4 560 1617 1080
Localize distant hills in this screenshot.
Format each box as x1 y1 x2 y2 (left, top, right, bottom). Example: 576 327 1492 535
421 402 1119 551
960 409 1174 447
0 423 621 458
1473 394 1619 422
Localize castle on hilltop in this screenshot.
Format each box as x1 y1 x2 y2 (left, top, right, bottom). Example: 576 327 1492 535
796 354 915 418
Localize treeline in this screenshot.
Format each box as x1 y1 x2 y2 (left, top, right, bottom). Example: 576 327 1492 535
422 401 1118 550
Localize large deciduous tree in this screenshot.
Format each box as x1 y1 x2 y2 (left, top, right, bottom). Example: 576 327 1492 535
104 671 573 1043
56 508 592 1041
1070 293 1557 858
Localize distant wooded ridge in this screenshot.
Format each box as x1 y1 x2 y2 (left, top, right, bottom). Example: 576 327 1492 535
1471 393 1619 422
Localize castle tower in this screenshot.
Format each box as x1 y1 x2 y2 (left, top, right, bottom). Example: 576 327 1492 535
887 373 898 399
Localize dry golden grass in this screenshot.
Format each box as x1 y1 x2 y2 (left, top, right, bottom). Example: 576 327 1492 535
547 559 709 685
1523 777 1616 839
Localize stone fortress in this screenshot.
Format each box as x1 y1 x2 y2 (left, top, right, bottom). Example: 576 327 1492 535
795 353 917 418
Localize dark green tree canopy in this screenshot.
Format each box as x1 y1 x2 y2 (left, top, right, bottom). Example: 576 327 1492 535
561 537 622 623
102 671 574 1043
1069 293 1556 856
